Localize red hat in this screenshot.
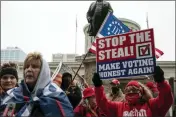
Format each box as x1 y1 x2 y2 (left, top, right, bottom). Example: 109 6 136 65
111 79 120 85
83 87 95 99
126 80 143 93
146 81 158 93
126 80 140 88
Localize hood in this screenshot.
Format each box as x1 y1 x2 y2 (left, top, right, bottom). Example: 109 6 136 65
24 58 51 97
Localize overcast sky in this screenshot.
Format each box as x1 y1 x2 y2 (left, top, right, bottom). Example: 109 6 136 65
1 1 175 62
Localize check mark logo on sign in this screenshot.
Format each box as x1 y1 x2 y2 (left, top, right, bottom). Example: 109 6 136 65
141 44 150 55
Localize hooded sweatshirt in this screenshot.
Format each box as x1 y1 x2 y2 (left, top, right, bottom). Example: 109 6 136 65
95 81 173 117
1 59 74 117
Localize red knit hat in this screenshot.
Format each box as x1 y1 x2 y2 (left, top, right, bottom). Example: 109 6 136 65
146 81 158 93
111 79 120 85
126 80 143 93
83 87 95 99
126 80 140 88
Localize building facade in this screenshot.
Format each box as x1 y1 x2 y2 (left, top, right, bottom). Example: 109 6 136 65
119 18 141 31
1 47 27 63
52 53 78 62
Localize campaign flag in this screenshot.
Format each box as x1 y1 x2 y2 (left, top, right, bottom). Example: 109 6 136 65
96 28 156 79
89 12 164 59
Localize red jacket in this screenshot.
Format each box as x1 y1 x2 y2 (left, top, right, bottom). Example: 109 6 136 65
74 104 106 117
95 81 173 117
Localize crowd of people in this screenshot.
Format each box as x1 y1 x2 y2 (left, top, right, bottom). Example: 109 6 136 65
0 51 174 117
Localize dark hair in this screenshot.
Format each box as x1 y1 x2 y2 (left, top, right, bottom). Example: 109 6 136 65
0 62 18 81
62 72 72 79
61 72 72 91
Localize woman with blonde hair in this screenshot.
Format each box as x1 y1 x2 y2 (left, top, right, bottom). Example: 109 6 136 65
92 66 173 117
1 52 73 117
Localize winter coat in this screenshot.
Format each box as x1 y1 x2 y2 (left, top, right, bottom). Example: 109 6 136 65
1 59 74 117
95 81 173 117
0 91 6 116
67 85 82 109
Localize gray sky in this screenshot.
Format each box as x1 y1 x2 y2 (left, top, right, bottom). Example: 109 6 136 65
1 1 175 62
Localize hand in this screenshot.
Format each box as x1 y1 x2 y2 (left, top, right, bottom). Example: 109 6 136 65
153 66 165 83
92 73 102 87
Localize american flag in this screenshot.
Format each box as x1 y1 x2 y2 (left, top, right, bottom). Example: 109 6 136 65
89 12 164 59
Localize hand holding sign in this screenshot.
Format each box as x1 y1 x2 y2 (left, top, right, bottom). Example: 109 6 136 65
153 66 165 83
92 73 102 87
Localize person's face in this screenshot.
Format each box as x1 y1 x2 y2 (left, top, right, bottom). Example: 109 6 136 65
124 86 141 95
0 74 17 91
24 59 41 88
87 96 96 109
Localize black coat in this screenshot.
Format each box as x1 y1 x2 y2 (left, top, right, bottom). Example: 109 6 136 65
66 85 82 109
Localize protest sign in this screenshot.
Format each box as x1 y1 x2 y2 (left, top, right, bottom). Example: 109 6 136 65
96 28 156 79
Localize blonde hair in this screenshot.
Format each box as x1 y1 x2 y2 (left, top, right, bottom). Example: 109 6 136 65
23 52 42 70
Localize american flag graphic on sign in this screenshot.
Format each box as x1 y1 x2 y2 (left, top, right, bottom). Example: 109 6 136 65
89 12 164 59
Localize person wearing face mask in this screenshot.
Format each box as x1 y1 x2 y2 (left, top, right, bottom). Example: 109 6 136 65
74 87 106 117
61 72 82 109
106 79 125 102
92 66 174 117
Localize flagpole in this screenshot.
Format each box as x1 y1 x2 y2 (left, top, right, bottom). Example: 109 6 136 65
75 14 78 55
66 52 88 92
146 12 155 81
66 12 111 92
146 12 149 29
